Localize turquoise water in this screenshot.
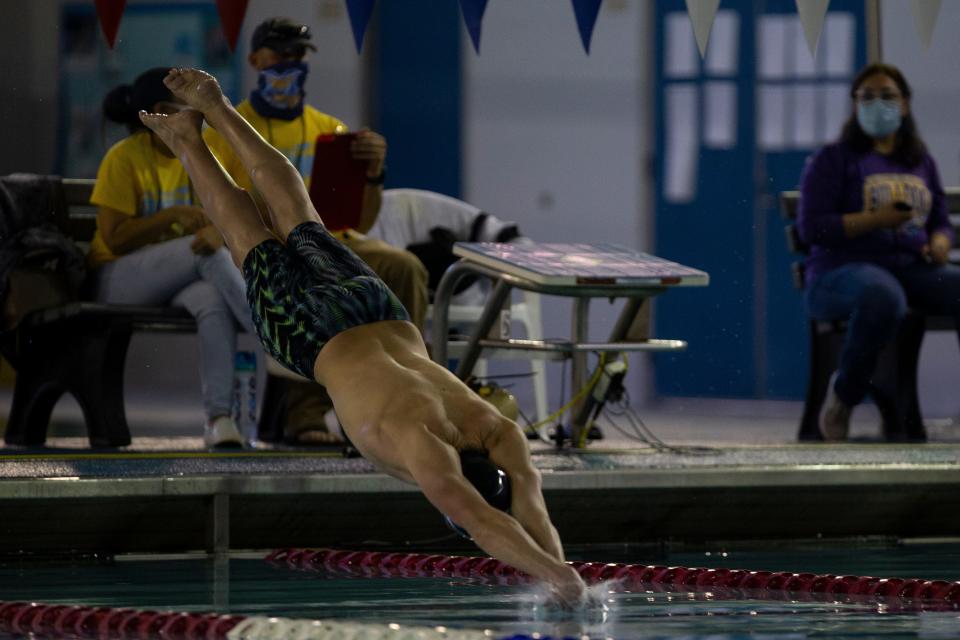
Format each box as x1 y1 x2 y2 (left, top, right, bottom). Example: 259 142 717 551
0 544 958 639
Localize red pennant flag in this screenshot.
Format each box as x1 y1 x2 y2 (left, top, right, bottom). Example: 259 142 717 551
94 0 126 49
215 0 250 52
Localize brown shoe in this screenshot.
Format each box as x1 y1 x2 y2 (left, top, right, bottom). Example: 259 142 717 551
284 428 345 446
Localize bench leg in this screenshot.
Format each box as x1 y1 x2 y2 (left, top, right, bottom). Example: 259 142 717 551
870 336 905 441
896 315 927 442
798 323 838 441
257 375 289 443
67 323 134 447
4 326 68 446
5 376 64 446
4 321 135 447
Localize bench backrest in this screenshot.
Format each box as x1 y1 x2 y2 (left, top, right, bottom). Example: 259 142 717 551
61 178 97 251
779 187 960 289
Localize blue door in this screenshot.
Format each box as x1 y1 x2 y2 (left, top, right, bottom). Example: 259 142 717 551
653 0 866 399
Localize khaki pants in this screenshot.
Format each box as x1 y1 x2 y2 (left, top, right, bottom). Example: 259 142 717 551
284 231 428 435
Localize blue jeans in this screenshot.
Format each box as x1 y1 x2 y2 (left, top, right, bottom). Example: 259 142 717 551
806 261 960 406
91 236 255 421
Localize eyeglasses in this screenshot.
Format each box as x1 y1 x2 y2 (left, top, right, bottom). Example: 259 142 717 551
854 90 902 103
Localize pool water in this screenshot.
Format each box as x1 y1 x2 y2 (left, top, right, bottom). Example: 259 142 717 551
0 544 958 639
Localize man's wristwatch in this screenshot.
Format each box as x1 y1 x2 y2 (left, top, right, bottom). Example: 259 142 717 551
366 167 386 185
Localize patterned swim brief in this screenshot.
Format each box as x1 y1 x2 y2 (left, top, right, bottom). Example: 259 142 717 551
241 221 410 379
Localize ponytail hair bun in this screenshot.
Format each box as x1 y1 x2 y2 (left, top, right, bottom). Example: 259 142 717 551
102 84 135 126
102 67 173 134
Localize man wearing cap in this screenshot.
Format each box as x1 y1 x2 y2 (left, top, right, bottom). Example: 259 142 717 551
205 17 428 446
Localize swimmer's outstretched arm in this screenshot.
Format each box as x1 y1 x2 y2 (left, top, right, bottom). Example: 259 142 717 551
485 421 566 562
402 426 586 605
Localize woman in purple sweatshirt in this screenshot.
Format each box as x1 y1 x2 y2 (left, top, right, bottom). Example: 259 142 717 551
798 63 956 442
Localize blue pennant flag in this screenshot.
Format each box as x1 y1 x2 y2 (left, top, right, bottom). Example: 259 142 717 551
572 0 602 54
345 0 376 53
459 0 489 54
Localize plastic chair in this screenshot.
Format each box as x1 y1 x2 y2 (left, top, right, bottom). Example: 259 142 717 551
367 188 549 423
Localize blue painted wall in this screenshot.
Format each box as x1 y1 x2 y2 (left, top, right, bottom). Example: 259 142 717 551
373 0 462 198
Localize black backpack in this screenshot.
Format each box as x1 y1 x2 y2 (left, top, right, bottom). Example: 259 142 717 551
0 174 86 330
405 213 520 300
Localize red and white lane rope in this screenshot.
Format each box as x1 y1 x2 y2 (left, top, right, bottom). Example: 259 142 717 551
266 548 960 608
0 602 242 639
0 601 496 640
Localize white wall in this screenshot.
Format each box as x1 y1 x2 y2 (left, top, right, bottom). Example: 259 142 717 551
883 0 960 418
462 0 654 410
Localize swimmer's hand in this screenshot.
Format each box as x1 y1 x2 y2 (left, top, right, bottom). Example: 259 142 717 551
547 566 589 610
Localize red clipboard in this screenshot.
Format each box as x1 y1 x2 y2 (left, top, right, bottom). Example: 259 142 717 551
308 133 367 231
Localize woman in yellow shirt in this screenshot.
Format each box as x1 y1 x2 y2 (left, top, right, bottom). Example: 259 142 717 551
90 68 254 448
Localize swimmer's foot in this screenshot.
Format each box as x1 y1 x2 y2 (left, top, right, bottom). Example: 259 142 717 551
163 68 226 113
138 109 204 155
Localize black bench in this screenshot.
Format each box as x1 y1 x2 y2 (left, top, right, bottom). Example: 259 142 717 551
779 188 960 442
2 177 286 447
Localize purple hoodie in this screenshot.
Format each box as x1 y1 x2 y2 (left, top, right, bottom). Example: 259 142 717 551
797 141 953 285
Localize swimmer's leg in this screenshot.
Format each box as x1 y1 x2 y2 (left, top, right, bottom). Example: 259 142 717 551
138 109 273 268
163 68 322 241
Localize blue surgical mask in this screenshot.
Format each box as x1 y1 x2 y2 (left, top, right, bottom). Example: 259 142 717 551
250 60 309 120
857 99 902 138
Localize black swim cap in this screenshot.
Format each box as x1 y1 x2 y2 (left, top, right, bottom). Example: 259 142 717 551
444 450 512 539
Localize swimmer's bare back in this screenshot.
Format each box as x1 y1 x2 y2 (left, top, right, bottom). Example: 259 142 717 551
314 320 509 481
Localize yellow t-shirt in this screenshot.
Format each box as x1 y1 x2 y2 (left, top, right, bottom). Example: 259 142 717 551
88 130 196 266
204 100 347 192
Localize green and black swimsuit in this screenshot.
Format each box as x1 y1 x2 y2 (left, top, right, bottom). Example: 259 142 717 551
242 221 410 378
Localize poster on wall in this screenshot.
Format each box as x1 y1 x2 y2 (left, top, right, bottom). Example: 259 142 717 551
58 3 240 178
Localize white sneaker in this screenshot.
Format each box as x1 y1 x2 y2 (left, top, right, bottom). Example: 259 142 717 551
820 371 852 442
204 416 244 448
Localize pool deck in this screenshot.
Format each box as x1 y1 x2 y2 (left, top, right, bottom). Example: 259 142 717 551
1 397 959 555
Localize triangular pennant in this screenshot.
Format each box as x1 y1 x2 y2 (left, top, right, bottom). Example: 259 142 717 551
215 0 249 52
571 0 602 54
795 0 830 58
458 0 489 54
94 0 126 49
345 0 377 53
911 0 942 48
684 0 720 59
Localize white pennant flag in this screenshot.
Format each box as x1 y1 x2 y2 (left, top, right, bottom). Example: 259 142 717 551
911 0 941 48
685 0 721 59
795 0 830 58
